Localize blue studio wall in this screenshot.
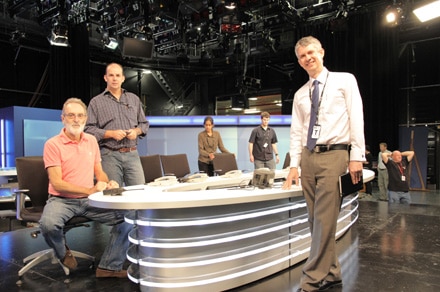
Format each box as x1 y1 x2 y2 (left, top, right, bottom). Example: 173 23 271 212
0 106 61 167
0 107 292 172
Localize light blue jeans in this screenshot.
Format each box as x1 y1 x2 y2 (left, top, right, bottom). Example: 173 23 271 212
39 196 132 271
389 191 412 204
100 148 145 187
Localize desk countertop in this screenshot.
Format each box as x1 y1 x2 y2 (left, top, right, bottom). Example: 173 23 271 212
88 169 374 210
0 168 17 176
89 179 303 210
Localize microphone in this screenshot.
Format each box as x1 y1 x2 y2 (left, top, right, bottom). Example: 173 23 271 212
121 102 131 108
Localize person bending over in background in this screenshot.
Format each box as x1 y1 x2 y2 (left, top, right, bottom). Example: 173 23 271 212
197 116 231 176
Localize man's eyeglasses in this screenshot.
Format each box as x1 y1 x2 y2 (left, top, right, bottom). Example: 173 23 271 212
63 113 87 119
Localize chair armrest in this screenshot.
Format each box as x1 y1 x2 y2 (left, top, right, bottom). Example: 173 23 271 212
14 189 29 221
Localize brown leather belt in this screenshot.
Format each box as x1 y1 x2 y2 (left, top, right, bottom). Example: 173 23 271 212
103 146 137 153
312 144 349 153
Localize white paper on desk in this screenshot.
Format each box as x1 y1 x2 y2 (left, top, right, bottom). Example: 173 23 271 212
339 172 363 197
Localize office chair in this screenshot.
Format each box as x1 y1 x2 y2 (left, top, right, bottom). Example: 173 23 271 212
212 153 239 176
14 156 95 284
140 154 163 183
282 152 291 169
159 154 191 178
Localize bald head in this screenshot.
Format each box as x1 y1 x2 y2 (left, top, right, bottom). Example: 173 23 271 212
391 151 402 163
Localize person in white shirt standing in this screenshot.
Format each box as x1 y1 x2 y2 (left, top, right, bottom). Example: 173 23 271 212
377 142 391 201
283 36 366 292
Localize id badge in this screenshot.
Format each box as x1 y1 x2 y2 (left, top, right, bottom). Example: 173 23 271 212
401 175 406 181
263 142 268 148
311 125 321 139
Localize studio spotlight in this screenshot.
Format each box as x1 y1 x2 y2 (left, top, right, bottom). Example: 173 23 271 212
413 1 440 22
102 31 118 50
10 30 25 45
383 2 404 27
105 37 119 50
48 24 69 47
225 0 236 9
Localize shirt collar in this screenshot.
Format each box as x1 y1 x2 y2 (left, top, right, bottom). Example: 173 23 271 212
310 67 329 85
103 88 127 99
59 128 89 144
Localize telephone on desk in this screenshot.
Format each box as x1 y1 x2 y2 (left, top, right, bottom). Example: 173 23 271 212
148 175 179 186
221 170 242 178
180 173 208 183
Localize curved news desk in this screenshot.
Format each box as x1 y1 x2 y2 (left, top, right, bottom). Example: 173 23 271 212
89 169 374 292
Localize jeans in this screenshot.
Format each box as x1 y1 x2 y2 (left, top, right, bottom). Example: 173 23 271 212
101 148 145 187
254 159 275 170
39 196 132 271
389 191 412 204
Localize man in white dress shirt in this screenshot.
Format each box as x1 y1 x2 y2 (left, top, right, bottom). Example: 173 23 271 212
377 142 391 201
283 36 366 292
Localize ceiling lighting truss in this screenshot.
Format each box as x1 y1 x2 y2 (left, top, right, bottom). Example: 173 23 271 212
6 0 380 66
67 0 89 25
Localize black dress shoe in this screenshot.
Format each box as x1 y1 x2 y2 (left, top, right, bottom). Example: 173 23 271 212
318 280 342 291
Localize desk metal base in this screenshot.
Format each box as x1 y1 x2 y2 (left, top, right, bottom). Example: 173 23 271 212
124 194 359 291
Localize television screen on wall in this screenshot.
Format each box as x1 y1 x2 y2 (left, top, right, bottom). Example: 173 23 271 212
23 119 63 156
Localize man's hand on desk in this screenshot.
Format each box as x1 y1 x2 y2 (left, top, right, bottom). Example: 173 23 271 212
95 181 108 192
107 180 119 189
88 180 119 196
282 167 299 190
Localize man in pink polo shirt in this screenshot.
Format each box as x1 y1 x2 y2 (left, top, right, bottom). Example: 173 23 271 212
40 97 131 278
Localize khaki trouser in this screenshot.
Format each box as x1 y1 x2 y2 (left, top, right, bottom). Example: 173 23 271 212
299 147 349 291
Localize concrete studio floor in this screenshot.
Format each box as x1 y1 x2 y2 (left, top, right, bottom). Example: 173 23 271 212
1 185 439 292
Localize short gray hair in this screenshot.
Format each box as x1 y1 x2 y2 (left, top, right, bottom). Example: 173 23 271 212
62 97 87 114
295 36 322 58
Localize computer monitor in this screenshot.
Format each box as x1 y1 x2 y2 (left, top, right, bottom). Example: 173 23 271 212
23 119 63 156
122 37 154 60
0 187 12 198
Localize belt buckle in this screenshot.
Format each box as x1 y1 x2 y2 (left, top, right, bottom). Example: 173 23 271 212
120 146 136 152
313 145 321 153
313 145 329 153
